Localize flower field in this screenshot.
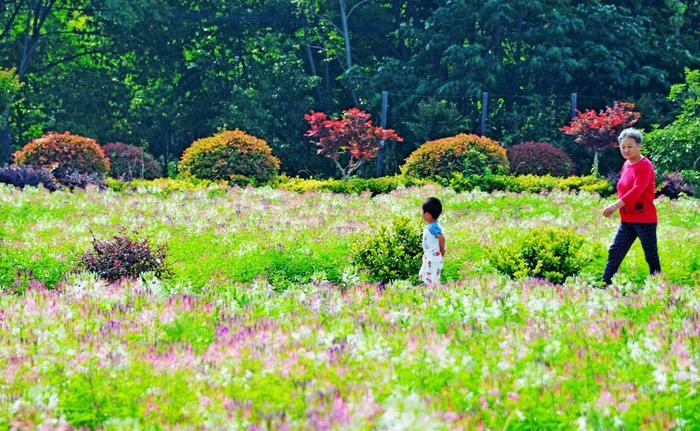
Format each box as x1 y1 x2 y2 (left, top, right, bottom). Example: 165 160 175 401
1 183 699 429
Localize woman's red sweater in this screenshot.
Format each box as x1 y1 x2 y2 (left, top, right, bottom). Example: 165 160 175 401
617 157 658 223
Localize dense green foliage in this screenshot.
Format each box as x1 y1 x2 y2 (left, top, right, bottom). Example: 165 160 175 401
645 69 700 174
489 227 601 284
0 1 698 176
443 173 613 196
276 175 426 195
351 216 423 284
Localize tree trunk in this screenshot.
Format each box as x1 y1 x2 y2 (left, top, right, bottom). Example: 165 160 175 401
0 108 11 164
303 20 324 103
338 0 352 71
338 0 359 106
591 151 600 176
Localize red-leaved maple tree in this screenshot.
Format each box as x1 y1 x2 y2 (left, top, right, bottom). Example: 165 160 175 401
305 108 403 179
561 101 641 175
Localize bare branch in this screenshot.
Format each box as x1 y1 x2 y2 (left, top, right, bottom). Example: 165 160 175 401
346 0 369 19
33 49 107 73
41 30 107 38
311 11 342 35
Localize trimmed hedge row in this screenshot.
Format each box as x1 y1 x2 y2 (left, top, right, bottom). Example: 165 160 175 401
276 174 613 196
440 173 613 196
104 174 614 196
275 175 427 195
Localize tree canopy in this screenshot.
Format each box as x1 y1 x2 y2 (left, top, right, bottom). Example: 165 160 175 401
1 0 699 176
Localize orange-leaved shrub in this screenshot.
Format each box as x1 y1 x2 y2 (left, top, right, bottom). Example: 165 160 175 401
402 133 508 179
14 131 110 175
178 129 280 185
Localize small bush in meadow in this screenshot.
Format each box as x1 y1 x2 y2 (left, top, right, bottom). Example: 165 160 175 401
103 142 163 180
507 142 574 177
0 164 58 191
402 133 508 179
489 227 593 284
178 129 280 185
80 231 169 282
14 131 110 175
351 216 423 284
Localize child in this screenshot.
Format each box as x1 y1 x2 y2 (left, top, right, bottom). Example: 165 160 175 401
419 197 446 287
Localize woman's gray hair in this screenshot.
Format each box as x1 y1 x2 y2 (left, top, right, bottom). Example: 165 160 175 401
618 127 643 145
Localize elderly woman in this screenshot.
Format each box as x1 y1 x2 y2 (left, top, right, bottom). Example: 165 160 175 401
601 127 661 286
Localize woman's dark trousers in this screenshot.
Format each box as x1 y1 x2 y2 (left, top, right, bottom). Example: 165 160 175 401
602 223 661 285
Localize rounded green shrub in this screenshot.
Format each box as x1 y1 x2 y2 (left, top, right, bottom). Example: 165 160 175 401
351 216 423 284
178 129 280 185
402 133 509 179
489 227 594 284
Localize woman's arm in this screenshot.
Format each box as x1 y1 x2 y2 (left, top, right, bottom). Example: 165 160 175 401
603 163 652 217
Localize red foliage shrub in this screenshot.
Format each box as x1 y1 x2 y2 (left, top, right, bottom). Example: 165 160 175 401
103 142 162 180
507 142 574 177
305 108 402 179
14 131 110 175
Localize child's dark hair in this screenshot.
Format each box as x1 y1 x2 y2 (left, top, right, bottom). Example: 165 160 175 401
422 197 442 219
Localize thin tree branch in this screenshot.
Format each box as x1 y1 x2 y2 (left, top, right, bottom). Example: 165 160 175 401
33 49 108 73
0 0 23 40
311 11 342 35
41 30 107 38
346 0 369 19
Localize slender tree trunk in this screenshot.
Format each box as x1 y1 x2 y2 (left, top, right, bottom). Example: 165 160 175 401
303 20 324 103
333 158 347 179
338 0 359 106
1 108 11 164
324 60 330 98
338 0 352 72
591 151 600 176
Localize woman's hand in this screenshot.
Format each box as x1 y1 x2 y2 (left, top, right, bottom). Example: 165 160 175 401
603 204 617 217
603 200 624 217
